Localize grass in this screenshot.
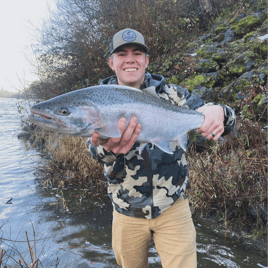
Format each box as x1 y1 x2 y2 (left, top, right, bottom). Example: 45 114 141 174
33 131 106 195
187 119 267 235
0 222 45 268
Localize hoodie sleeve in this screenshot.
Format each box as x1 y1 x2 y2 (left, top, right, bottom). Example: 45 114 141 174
161 84 236 136
87 139 119 164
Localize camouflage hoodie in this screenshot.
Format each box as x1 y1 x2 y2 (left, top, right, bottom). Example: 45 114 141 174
88 72 236 219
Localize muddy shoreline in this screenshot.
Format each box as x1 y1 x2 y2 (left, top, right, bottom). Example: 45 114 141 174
193 212 267 255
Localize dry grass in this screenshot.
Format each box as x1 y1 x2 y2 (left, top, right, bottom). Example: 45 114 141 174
188 119 267 231
0 223 45 268
36 132 105 195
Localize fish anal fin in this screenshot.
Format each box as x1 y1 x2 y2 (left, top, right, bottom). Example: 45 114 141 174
177 133 188 151
152 140 173 154
138 142 148 155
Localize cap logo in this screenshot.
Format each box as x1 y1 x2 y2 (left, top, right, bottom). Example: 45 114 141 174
122 30 136 42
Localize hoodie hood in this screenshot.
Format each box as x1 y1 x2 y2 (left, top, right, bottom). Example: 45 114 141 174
100 72 166 94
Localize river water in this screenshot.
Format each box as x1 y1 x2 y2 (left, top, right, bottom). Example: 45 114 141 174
0 98 267 268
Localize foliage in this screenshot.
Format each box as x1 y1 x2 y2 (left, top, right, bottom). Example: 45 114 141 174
230 15 262 36
188 119 267 230
36 131 106 194
27 0 243 99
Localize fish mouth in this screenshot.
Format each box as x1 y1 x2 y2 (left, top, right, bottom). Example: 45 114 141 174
30 111 67 128
32 111 52 120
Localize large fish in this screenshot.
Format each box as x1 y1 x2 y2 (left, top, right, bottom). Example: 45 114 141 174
29 85 204 154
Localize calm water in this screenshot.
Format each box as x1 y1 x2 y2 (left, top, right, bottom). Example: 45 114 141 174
0 98 267 267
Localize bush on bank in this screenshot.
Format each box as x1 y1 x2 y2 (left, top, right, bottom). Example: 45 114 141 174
188 120 267 234
27 0 246 99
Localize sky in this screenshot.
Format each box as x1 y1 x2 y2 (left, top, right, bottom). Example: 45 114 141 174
0 0 56 93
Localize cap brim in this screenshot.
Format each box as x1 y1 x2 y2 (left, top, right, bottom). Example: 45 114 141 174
110 43 149 56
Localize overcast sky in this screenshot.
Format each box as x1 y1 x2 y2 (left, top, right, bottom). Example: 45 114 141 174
0 0 56 93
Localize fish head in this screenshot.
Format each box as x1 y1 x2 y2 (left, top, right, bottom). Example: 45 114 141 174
29 94 103 137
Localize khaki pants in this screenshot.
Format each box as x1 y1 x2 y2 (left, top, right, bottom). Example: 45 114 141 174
112 197 197 268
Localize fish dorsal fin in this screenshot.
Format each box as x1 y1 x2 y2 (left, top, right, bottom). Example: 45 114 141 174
113 85 159 98
114 85 143 92
143 86 160 99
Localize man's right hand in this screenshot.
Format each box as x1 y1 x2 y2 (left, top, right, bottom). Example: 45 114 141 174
91 116 141 154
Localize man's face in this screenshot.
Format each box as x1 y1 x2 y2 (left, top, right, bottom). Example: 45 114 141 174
108 45 149 89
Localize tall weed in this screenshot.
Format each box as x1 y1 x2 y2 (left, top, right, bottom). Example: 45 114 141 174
188 119 267 229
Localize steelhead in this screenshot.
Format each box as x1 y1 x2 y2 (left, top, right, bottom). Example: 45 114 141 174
29 85 204 154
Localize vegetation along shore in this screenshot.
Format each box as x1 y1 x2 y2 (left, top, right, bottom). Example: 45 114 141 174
19 0 267 253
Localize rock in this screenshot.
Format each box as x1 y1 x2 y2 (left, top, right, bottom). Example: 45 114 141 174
259 73 266 81
237 13 247 21
227 52 254 76
249 204 267 221
212 49 229 62
230 15 262 37
17 132 31 140
200 33 211 41
258 34 268 40
222 29 235 43
195 59 218 73
252 11 266 20
245 60 254 71
259 23 268 33
240 70 254 82
213 33 225 42
220 70 255 99
192 86 216 102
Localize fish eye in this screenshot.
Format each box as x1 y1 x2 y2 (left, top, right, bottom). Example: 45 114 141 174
58 107 70 116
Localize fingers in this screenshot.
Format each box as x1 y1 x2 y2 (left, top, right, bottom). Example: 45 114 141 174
120 117 139 144
202 123 224 141
197 105 224 141
91 132 109 146
91 132 100 146
116 120 141 154
103 117 127 151
104 116 141 154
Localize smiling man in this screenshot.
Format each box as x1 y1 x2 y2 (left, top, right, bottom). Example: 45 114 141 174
108 45 149 88
88 28 236 268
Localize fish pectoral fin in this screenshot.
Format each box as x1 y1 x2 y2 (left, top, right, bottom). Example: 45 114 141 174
177 133 188 152
152 140 173 154
143 86 159 99
95 125 121 138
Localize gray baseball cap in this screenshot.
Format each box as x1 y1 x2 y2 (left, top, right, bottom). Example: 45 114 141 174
110 28 149 56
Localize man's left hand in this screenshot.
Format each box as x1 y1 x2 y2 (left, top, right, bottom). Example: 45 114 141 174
197 105 224 141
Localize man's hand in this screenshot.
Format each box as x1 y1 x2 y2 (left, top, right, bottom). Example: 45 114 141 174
197 105 224 141
91 116 141 154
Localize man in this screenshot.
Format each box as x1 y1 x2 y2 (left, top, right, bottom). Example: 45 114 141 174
88 28 236 268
